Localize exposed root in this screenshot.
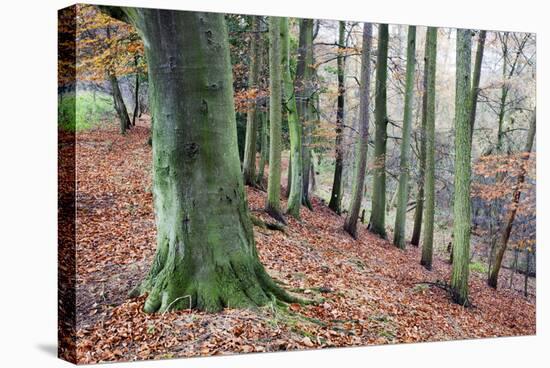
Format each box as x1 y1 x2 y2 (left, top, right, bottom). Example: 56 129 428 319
250 215 286 233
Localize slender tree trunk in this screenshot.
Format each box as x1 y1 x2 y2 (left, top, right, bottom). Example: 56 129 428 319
329 21 346 214
266 16 285 223
256 108 269 186
420 27 438 269
369 24 389 238
281 18 303 219
296 19 315 210
524 250 530 297
393 26 417 249
109 71 131 135
488 110 535 289
469 30 486 141
131 55 140 126
243 16 262 186
450 29 473 306
410 32 431 246
104 8 298 313
344 23 372 239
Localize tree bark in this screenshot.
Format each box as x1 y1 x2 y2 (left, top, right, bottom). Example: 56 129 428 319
450 29 473 306
488 110 535 289
469 30 486 141
420 27 438 270
296 19 315 210
344 23 372 239
393 26 417 249
369 24 389 238
256 108 268 186
266 16 286 223
281 17 303 219
410 32 430 246
329 21 346 214
107 8 298 312
242 16 262 186
132 55 140 126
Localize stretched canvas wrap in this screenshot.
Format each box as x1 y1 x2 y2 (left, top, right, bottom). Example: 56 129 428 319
58 3 537 364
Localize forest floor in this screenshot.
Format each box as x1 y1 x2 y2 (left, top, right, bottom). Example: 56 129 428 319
74 121 536 364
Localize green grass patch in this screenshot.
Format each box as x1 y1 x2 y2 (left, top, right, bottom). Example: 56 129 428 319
58 90 116 131
469 261 488 274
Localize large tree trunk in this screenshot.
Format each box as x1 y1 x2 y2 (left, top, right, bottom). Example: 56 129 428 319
450 29 473 306
296 19 315 210
328 21 346 214
108 9 297 313
410 32 430 246
469 30 486 141
369 24 389 238
108 72 131 135
393 26 417 249
242 16 262 186
488 110 535 289
281 17 303 219
265 16 286 223
344 23 372 239
420 27 438 270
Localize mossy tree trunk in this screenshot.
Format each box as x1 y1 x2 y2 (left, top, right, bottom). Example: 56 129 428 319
329 21 346 214
420 27 438 270
469 30 486 142
266 16 286 223
488 110 535 289
450 29 473 306
344 23 372 239
281 17 303 219
104 8 298 313
369 24 389 238
393 26 416 249
243 16 262 186
295 19 315 210
410 33 430 246
108 72 131 135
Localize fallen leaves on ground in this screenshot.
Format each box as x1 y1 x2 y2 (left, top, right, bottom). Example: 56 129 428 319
74 121 535 364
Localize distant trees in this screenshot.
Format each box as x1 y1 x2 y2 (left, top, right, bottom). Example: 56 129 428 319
420 27 438 270
393 26 416 249
344 23 372 238
450 29 473 305
488 110 536 288
242 16 262 186
369 24 389 238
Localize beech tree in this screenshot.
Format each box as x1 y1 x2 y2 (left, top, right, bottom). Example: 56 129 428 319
420 27 438 270
410 33 430 247
450 29 473 305
328 21 346 214
265 16 286 223
101 8 299 312
344 23 372 238
295 19 315 210
281 17 303 219
369 24 389 238
469 30 486 141
242 16 262 186
393 26 416 249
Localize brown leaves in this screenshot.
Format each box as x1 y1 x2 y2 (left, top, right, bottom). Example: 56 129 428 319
75 122 535 364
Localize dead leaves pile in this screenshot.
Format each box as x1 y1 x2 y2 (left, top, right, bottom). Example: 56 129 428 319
74 123 535 364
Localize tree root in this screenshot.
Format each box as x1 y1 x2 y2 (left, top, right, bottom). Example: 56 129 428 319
250 215 286 233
